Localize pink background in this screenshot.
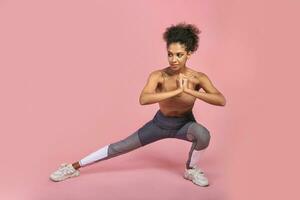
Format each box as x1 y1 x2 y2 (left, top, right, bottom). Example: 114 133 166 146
0 0 299 199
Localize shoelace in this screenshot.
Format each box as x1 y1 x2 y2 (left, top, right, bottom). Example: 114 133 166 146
191 171 207 180
59 163 68 169
59 165 75 175
192 166 204 174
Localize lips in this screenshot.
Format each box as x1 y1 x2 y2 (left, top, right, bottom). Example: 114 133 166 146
171 65 179 70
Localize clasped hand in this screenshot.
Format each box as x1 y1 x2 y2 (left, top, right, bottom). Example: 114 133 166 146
177 73 191 93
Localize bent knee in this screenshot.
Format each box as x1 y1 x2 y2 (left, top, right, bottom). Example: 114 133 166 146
202 129 211 147
189 123 211 149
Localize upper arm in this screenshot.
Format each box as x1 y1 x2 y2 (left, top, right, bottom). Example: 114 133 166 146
140 70 162 95
198 73 222 94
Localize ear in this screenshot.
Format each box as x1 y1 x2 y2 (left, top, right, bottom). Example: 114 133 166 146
186 51 192 59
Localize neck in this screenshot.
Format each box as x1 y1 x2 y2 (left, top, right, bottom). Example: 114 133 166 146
168 65 187 75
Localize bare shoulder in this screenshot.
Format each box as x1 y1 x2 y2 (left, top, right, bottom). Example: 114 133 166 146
197 71 211 83
149 69 163 76
186 67 204 79
148 69 164 83
185 68 215 88
190 68 223 94
153 66 172 78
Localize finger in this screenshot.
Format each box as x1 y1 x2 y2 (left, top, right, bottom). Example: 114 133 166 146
184 75 193 79
179 75 183 81
182 74 192 80
181 73 188 77
184 76 197 84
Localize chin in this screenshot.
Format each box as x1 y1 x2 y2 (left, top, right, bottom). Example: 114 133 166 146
170 65 180 70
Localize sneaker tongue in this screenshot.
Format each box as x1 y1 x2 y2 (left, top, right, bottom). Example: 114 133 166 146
193 166 204 173
60 163 68 168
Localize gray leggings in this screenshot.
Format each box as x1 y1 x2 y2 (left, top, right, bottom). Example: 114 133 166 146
107 110 211 169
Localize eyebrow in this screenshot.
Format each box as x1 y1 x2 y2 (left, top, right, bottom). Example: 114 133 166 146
167 51 185 54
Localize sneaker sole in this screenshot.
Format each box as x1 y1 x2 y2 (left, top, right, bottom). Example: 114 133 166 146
50 171 80 182
183 173 209 187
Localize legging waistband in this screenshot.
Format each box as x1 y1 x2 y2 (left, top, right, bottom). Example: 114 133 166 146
152 109 196 130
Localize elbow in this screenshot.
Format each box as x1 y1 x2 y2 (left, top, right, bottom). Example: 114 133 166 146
139 93 156 105
220 101 226 106
139 96 147 105
220 96 226 106
140 100 146 105
216 94 226 106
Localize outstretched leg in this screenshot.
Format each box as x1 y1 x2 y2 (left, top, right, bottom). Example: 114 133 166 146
73 119 168 169
50 113 210 183
50 119 168 182
73 130 142 169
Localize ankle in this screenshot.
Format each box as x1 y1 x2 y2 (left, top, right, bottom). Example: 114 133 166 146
72 162 81 170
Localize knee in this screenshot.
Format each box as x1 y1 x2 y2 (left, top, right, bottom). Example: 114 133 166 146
107 144 119 155
201 129 211 149
108 141 127 155
191 124 211 150
108 137 140 156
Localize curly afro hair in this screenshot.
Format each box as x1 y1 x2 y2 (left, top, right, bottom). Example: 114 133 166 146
163 22 201 53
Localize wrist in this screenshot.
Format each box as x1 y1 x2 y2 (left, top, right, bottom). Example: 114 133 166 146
184 88 192 94
177 88 184 93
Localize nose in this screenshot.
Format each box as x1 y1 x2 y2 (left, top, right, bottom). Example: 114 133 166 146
171 56 177 63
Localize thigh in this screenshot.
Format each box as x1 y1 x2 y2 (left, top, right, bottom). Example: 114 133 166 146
137 120 171 146
174 121 196 141
175 121 210 142
109 129 143 153
108 119 173 155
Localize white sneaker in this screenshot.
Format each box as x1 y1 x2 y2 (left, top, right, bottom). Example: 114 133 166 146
184 166 209 187
50 163 80 182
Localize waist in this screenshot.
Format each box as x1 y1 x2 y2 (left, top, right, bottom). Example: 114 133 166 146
152 109 196 129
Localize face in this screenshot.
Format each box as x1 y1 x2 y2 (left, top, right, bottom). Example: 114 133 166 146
167 42 192 71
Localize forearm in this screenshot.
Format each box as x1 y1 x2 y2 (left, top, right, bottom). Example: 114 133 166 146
140 89 182 105
185 89 226 106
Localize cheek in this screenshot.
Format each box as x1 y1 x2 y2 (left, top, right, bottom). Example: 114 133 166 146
180 57 187 62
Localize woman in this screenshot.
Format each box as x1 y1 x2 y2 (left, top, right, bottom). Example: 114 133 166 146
49 22 226 187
